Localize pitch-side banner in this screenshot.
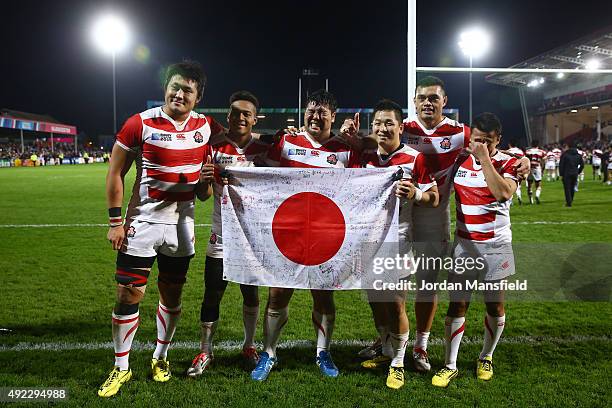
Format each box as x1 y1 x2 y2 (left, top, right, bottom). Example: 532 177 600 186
221 167 400 290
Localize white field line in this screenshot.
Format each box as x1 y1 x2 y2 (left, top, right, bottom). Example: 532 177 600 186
0 335 609 352
1 221 611 228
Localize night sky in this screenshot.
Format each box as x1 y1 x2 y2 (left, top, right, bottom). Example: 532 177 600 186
2 0 610 143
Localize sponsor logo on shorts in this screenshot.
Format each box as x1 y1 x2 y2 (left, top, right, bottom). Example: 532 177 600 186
127 226 136 238
288 148 307 156
440 137 451 150
502 260 510 269
327 154 338 165
209 233 217 244
194 131 204 143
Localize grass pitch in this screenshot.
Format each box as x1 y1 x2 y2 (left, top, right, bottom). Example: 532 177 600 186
0 164 610 407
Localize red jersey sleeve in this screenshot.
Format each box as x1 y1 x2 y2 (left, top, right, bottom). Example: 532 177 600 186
413 153 436 191
116 114 143 151
265 134 286 166
206 116 225 137
501 157 519 180
462 124 471 148
347 148 363 168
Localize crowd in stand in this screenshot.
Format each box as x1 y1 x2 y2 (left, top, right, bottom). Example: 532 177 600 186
0 140 109 166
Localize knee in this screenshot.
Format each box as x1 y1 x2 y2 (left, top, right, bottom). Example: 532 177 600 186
311 290 335 314
267 288 292 310
116 284 145 305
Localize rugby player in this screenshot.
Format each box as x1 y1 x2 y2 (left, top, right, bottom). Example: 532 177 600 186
525 140 546 204
432 112 517 387
186 91 269 377
345 76 529 371
356 99 439 389
545 149 557 182
251 90 357 381
99 61 222 397
507 142 524 204
592 148 603 180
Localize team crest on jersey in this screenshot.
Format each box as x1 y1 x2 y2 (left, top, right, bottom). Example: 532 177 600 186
193 131 204 143
127 226 136 238
423 137 432 144
327 154 338 165
209 233 217 244
440 137 451 150
288 148 307 156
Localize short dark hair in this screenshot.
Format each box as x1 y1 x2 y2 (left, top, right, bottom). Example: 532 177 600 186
306 89 338 113
471 112 502 135
416 75 446 95
163 60 206 98
531 139 540 147
373 99 403 123
229 90 259 112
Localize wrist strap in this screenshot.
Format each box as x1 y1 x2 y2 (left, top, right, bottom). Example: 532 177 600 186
108 207 123 227
413 188 423 202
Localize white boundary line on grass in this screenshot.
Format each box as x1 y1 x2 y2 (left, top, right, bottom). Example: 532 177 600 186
1 335 609 352
1 221 611 228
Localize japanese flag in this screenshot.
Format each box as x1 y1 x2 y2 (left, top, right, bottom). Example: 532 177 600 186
221 167 400 289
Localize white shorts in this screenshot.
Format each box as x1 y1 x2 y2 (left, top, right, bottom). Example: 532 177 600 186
592 158 601 167
122 219 195 258
545 162 556 170
528 167 542 182
206 231 224 258
412 203 452 285
450 238 515 281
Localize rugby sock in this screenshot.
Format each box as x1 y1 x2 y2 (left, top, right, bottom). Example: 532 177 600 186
312 310 335 355
444 316 465 370
414 331 430 353
242 304 259 349
153 303 181 360
535 187 542 199
263 307 288 358
112 311 140 370
377 325 393 358
200 320 218 354
480 314 505 359
515 186 522 201
389 332 409 367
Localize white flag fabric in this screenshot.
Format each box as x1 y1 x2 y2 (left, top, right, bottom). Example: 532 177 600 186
221 167 400 289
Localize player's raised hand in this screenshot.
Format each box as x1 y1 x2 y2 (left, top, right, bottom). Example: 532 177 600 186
514 156 531 178
340 113 360 138
200 155 215 183
107 226 125 251
468 141 490 162
396 178 417 199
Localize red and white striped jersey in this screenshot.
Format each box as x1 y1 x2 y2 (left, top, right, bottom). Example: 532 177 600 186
401 117 470 203
507 147 524 158
453 151 518 243
525 147 546 168
545 151 557 164
207 135 271 258
116 107 222 224
552 148 562 163
356 144 436 243
266 132 356 168
593 148 603 158
592 149 603 165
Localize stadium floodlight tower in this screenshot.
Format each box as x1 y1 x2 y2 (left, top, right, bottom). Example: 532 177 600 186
458 27 491 125
91 14 130 135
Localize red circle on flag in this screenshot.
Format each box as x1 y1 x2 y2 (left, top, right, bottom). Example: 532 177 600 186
272 192 346 266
